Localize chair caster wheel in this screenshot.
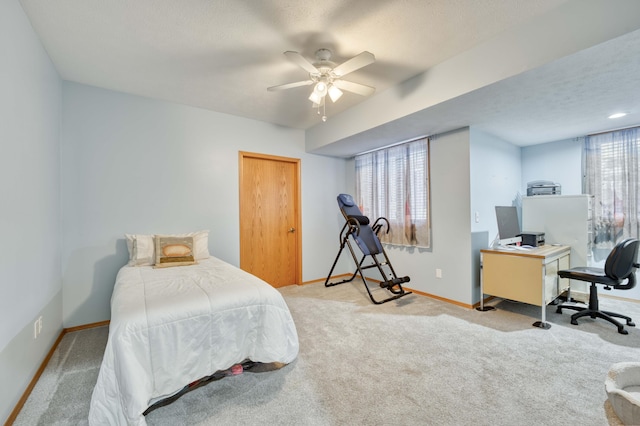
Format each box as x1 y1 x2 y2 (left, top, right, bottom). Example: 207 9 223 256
556 307 562 314
571 319 578 325
619 328 629 335
628 321 635 327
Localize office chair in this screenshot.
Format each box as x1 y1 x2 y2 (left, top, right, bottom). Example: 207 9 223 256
324 194 412 304
556 238 640 334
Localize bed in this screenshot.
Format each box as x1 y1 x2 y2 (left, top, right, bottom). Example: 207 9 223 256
88 248 299 425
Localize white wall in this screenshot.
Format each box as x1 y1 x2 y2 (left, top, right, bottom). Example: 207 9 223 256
470 128 523 243
61 82 350 327
0 0 62 421
521 138 583 195
378 129 474 305
469 128 522 303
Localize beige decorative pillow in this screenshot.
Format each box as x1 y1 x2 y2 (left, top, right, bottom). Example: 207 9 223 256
154 235 197 268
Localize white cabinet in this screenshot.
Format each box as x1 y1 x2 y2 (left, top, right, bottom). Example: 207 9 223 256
522 194 594 301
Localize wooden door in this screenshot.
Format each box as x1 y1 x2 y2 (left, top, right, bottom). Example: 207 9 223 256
239 152 301 287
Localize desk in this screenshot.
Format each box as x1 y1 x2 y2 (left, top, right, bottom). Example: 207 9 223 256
479 245 571 329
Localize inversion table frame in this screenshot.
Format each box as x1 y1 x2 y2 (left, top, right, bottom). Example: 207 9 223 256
324 194 412 304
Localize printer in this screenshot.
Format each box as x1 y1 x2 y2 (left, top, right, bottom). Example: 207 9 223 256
519 231 545 247
527 180 561 196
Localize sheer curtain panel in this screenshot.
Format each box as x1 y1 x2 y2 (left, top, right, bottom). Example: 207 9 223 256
585 127 640 250
355 138 430 248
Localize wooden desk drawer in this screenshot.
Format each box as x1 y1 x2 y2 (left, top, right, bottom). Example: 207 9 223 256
483 253 542 306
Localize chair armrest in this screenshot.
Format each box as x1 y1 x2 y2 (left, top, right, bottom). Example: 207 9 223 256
615 272 637 290
372 217 390 235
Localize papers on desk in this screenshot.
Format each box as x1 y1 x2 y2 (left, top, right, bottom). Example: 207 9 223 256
498 244 533 251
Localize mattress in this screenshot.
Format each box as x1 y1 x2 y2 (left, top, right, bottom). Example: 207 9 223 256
88 257 299 425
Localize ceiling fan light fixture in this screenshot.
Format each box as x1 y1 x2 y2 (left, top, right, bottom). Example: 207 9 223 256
269 49 376 123
314 82 328 97
328 84 343 103
308 91 323 105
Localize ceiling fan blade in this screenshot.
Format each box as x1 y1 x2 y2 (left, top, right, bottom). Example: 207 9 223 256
267 80 313 91
284 51 320 74
334 80 376 96
332 51 375 77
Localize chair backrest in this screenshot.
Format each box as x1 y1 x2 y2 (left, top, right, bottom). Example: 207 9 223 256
337 194 363 220
604 238 640 288
336 194 383 256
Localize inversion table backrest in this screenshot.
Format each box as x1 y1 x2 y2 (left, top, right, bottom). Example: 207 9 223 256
337 194 383 256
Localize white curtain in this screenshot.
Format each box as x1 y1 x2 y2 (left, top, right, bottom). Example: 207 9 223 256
585 127 640 252
355 138 430 248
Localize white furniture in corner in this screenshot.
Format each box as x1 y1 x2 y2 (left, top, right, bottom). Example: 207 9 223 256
522 194 594 302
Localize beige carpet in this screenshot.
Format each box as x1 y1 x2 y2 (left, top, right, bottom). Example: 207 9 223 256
14 279 640 425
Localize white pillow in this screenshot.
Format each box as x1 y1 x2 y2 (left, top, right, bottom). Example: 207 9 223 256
189 230 210 261
125 230 210 266
125 234 155 266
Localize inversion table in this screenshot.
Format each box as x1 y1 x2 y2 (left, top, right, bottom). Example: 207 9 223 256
324 194 412 304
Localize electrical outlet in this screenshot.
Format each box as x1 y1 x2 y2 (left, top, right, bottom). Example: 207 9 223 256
33 316 43 339
436 268 442 278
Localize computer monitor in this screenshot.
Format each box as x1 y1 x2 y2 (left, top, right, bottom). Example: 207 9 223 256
495 206 522 245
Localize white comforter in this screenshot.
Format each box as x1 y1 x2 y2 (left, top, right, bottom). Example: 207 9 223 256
88 257 299 425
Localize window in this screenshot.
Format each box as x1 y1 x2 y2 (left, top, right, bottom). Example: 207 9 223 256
584 127 640 250
355 138 430 248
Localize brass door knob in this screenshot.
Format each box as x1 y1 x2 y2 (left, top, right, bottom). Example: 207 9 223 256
288 227 296 233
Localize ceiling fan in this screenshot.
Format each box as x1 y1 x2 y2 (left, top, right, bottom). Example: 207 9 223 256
267 49 376 121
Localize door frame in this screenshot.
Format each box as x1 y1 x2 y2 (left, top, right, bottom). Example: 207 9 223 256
238 151 302 285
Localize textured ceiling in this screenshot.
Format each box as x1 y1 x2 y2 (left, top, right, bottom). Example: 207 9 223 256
20 0 570 131
18 0 640 153
312 27 640 157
